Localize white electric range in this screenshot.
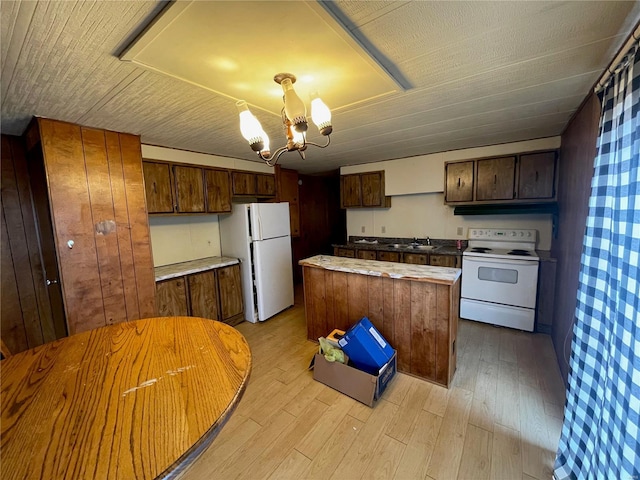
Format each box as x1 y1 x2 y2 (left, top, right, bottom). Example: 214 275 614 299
460 228 540 332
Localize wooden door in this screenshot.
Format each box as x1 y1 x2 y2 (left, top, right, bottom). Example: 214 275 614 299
173 165 205 212
143 161 174 213
361 172 384 207
256 174 276 196
476 156 516 201
357 250 377 260
445 161 474 203
232 171 256 195
403 253 428 265
429 255 456 267
341 174 361 207
188 270 219 320
518 151 557 199
217 265 243 324
24 145 67 342
205 168 232 213
156 278 189 316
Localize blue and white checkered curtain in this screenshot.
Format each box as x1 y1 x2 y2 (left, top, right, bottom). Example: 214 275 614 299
554 42 640 479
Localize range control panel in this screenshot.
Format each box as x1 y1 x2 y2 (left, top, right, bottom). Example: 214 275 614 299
468 229 537 241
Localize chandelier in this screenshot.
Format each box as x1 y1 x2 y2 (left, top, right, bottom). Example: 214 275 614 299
236 73 332 166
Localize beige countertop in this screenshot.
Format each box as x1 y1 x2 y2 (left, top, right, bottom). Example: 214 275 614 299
155 256 240 281
299 255 461 284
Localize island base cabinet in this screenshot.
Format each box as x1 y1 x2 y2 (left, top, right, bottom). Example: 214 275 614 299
302 266 459 387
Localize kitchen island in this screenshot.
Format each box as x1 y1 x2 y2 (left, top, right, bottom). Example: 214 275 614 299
300 255 461 387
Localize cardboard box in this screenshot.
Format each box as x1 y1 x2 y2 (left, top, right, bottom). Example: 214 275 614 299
311 351 397 407
338 317 395 374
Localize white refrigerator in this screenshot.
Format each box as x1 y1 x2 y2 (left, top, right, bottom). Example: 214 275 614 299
219 202 294 323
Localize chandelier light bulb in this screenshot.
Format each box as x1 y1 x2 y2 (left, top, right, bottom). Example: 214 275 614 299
236 100 266 152
281 77 308 133
310 92 332 136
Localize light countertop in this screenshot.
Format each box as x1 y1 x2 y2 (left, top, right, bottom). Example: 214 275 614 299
299 255 461 284
155 256 240 281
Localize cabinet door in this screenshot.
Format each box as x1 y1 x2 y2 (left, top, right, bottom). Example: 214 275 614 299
173 165 205 212
188 270 219 320
518 152 556 199
205 168 232 213
278 169 300 237
256 174 276 196
403 253 428 265
232 171 256 195
143 161 174 213
361 172 384 207
218 264 243 323
476 157 516 201
335 247 355 258
430 255 456 267
341 174 362 207
445 161 474 203
357 250 377 260
377 251 401 262
156 278 188 316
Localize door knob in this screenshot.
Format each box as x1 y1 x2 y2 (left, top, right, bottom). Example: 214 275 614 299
46 279 58 286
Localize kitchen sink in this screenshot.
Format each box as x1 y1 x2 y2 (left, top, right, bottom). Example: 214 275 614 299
413 245 438 251
389 243 404 248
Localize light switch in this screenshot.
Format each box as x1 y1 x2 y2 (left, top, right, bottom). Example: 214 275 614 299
457 227 463 236
361 226 365 233
381 226 386 233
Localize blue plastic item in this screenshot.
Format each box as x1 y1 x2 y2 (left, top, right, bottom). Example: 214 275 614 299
338 317 395 374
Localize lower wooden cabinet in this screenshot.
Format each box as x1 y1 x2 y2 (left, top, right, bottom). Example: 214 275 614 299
156 264 244 325
377 251 401 262
156 278 189 316
430 255 459 267
334 247 355 258
403 253 429 265
357 250 377 260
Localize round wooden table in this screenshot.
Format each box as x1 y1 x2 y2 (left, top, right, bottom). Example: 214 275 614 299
0 316 251 479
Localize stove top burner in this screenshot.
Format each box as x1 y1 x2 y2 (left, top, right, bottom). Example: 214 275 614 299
508 249 531 256
471 247 492 252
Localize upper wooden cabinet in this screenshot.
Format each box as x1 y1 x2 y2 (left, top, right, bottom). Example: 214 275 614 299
173 165 205 212
143 162 174 213
444 150 558 205
340 171 391 208
232 171 276 197
476 156 516 201
517 151 557 199
276 168 300 237
205 168 232 213
444 161 474 203
143 161 233 214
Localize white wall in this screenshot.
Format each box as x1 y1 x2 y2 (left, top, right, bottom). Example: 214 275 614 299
347 193 553 250
150 215 221 266
343 137 561 250
141 145 269 266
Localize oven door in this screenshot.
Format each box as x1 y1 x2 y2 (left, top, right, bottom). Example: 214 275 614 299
461 256 539 309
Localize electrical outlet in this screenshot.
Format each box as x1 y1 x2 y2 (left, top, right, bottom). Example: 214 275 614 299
457 226 464 236
361 226 365 233
381 226 386 234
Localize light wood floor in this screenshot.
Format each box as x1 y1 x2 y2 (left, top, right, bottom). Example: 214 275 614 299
182 290 566 480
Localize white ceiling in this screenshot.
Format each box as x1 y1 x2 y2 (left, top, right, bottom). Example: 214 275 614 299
2 1 639 174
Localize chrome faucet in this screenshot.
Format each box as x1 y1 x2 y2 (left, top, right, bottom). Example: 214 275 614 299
426 236 431 245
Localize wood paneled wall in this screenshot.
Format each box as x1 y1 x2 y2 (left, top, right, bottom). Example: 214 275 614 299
1 135 63 354
293 173 346 283
552 93 601 382
27 118 156 336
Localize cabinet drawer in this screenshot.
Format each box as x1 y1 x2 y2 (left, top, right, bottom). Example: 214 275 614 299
357 250 377 260
430 255 457 267
377 251 401 262
403 253 429 265
334 247 355 258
